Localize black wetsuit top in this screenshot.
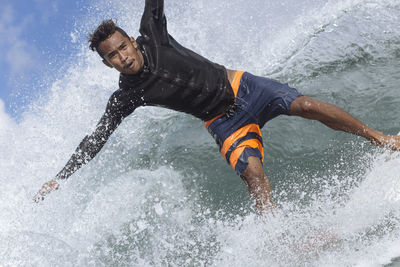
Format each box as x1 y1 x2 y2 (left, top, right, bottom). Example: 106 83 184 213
55 0 234 180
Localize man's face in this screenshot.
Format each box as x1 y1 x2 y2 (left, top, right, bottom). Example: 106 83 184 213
98 31 144 75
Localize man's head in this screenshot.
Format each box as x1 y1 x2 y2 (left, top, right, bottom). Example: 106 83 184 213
88 19 144 75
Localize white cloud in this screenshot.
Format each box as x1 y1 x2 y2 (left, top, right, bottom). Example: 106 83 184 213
0 4 37 75
33 0 59 24
6 40 35 73
0 99 15 133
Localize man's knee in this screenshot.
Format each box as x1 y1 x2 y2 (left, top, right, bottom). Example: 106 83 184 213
240 157 266 186
240 156 275 210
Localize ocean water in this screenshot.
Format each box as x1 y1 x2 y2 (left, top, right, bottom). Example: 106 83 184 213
1 0 400 266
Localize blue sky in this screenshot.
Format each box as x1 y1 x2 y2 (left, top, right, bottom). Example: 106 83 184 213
0 0 88 118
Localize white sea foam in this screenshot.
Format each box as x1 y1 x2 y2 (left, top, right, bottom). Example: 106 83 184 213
1 0 400 266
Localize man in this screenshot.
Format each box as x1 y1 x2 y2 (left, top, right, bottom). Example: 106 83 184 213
34 0 400 212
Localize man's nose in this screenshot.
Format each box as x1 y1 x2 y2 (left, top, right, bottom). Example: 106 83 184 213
118 51 127 62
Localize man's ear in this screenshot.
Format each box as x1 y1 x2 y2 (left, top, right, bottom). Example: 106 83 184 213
130 36 138 48
102 59 113 69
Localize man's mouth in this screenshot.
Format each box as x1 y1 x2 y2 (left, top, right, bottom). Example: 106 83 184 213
125 61 134 69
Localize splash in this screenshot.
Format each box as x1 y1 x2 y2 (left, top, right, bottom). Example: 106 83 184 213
1 0 400 266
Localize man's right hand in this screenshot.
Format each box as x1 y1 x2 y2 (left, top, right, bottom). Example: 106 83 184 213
370 133 400 152
33 179 60 203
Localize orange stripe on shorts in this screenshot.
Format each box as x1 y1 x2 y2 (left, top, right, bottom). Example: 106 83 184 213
229 139 264 170
204 114 223 129
231 70 245 97
220 124 264 170
220 124 261 157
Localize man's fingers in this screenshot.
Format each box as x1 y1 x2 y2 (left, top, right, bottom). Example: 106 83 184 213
52 180 60 190
33 193 45 203
379 136 400 151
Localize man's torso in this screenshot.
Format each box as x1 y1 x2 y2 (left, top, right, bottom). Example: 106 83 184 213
117 35 235 121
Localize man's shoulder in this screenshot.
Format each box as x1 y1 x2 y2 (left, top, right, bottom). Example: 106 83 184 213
110 79 145 109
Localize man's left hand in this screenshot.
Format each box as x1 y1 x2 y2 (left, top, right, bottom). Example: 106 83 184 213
33 179 60 203
374 134 400 151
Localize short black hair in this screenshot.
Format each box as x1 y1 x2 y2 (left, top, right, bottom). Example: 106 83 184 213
88 19 130 57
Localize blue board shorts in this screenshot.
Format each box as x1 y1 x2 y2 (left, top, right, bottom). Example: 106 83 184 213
204 71 303 176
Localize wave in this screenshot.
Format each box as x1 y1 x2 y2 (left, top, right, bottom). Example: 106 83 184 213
269 0 400 83
1 0 400 266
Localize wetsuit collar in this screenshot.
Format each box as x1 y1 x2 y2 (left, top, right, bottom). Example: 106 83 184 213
136 37 150 74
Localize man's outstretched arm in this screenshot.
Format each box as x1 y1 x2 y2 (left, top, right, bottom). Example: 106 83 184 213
289 96 400 150
33 99 127 202
54 114 121 181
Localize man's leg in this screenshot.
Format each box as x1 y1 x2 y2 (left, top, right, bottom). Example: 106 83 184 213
240 156 275 213
289 96 400 150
